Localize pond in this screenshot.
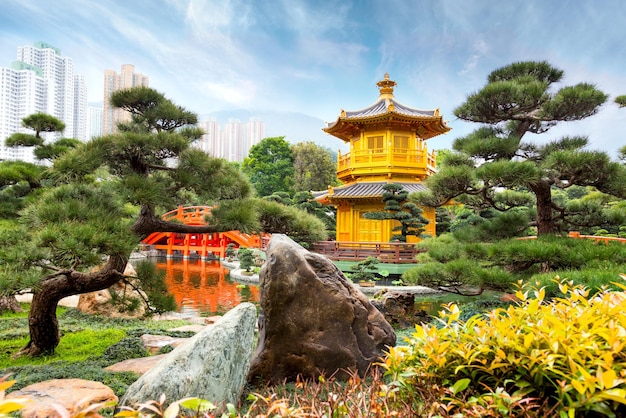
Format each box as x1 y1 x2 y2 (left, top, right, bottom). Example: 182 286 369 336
150 258 259 317
148 258 502 318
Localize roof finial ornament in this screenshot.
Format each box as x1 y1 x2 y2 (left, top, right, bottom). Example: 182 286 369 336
376 73 396 99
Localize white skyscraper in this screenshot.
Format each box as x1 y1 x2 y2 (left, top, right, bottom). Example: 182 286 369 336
197 119 222 157
0 41 87 162
0 65 45 162
223 118 244 162
87 104 103 140
194 117 265 162
73 74 88 141
245 117 265 158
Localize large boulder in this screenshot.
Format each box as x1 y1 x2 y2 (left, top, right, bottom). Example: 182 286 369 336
120 302 257 409
6 379 117 418
248 234 396 384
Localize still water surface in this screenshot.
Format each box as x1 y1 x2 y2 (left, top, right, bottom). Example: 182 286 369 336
151 258 259 317
150 258 500 318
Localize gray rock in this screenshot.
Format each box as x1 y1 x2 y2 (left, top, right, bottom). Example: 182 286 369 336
248 234 396 384
121 302 257 409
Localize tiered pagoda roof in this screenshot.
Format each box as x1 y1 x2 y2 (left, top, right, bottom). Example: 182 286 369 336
323 73 451 142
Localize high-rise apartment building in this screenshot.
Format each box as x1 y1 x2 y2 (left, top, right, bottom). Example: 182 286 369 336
245 117 265 156
102 64 148 135
223 118 244 162
195 117 265 162
87 104 103 140
73 74 88 141
196 119 222 157
0 41 87 162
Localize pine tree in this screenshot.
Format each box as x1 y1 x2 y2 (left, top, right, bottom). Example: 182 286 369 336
364 183 429 242
3 87 257 356
414 61 626 235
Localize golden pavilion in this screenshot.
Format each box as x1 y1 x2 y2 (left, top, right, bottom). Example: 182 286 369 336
317 73 451 243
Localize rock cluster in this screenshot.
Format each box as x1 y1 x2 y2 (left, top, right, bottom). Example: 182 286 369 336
248 234 396 384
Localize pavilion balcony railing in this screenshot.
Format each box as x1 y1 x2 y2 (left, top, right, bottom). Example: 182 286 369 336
337 148 437 173
311 241 425 264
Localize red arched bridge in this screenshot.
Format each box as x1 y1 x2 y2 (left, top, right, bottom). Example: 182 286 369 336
141 206 269 259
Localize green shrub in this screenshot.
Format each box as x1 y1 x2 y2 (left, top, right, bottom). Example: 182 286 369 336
530 267 626 298
402 258 513 292
100 337 149 365
488 236 626 273
383 280 626 416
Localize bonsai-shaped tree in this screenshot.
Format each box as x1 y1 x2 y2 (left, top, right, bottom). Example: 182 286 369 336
413 61 625 235
225 243 237 260
349 256 388 283
238 247 255 273
1 87 258 356
364 183 429 242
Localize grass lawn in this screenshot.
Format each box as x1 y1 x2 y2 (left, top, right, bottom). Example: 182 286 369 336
0 303 195 395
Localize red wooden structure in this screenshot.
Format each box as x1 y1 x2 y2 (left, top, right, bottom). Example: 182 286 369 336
142 206 269 259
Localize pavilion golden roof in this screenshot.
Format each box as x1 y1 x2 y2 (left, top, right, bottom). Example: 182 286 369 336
323 73 451 142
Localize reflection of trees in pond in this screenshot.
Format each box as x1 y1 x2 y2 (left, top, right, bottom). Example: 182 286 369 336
238 285 253 301
153 258 260 316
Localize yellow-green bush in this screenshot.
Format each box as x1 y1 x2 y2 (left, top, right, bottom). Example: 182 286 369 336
383 279 626 417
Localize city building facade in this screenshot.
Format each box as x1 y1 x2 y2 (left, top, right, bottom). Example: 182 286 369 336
102 64 148 135
0 41 87 162
87 104 103 139
195 117 265 162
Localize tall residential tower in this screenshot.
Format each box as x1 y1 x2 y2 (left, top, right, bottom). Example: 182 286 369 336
0 41 87 162
102 64 148 135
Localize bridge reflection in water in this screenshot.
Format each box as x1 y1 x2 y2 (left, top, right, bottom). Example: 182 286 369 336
152 258 260 317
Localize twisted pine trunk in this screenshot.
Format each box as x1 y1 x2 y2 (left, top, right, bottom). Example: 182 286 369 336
19 255 127 357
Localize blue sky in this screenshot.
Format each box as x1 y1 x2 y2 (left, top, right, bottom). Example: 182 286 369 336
1 0 625 156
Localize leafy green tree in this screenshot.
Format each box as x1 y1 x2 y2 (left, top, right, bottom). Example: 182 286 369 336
291 141 338 192
0 161 45 218
242 136 294 197
1 113 81 217
1 86 257 356
364 183 429 242
414 61 626 235
33 137 82 161
256 190 335 239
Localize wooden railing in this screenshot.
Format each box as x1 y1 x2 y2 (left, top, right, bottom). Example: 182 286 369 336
518 231 626 244
337 148 437 173
162 206 212 225
567 231 626 244
311 241 424 263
